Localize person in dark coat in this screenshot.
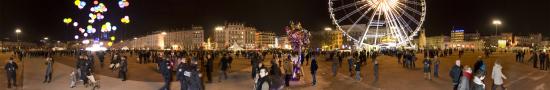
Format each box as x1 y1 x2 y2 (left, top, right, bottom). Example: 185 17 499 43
119 56 128 81
159 57 172 90
44 56 54 83
80 56 92 85
254 67 271 90
5 57 18 88
176 58 190 90
310 56 318 86
450 60 462 90
204 54 214 83
219 54 230 82
473 56 486 75
97 52 105 67
187 59 204 90
423 57 432 80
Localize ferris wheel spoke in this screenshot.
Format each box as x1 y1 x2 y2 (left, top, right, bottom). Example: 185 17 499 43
394 5 421 26
343 1 383 33
400 0 422 6
385 10 407 44
359 8 382 47
397 3 423 16
332 1 368 12
337 5 369 23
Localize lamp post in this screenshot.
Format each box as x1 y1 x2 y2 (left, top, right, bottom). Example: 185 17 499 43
14 28 23 88
492 20 501 36
15 28 21 49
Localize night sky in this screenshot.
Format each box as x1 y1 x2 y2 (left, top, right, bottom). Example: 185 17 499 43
1 0 550 43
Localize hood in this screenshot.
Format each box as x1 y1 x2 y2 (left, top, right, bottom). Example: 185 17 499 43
493 64 502 70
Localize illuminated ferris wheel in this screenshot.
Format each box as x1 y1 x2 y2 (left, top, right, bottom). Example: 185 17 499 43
329 0 426 48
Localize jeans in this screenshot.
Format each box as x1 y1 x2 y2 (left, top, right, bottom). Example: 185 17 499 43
311 73 317 85
218 70 227 82
161 77 171 90
355 71 361 81
45 72 52 82
433 66 439 77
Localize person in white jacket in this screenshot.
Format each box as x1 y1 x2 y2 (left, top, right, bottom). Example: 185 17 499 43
492 60 507 90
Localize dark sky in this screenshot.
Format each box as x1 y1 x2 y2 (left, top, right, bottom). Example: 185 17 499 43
1 0 550 43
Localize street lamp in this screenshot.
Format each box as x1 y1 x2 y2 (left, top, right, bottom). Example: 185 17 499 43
324 27 333 31
43 37 49 40
492 20 502 36
161 32 167 35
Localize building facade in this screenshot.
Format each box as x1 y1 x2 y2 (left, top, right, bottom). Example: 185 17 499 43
114 26 204 50
321 29 343 50
256 32 276 50
214 22 257 50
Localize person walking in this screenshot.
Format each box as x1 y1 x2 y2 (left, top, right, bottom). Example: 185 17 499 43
44 56 54 83
458 66 472 90
119 56 128 81
159 58 172 90
283 58 293 86
433 56 441 78
219 54 230 82
176 58 190 90
355 59 362 81
491 60 507 90
331 55 339 77
348 56 355 76
205 54 214 83
423 57 432 80
5 57 18 88
472 72 486 90
310 56 318 86
450 60 462 90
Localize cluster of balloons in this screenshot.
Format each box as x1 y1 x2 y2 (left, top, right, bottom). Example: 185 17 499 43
65 0 130 47
74 0 86 9
121 16 130 24
118 0 130 8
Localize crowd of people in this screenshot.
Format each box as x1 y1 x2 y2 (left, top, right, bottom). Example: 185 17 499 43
2 47 548 90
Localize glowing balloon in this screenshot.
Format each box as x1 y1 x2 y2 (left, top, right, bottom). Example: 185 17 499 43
99 42 104 45
93 0 99 5
74 0 80 7
111 26 118 31
74 35 79 39
96 13 104 20
89 13 97 20
73 22 79 27
63 18 72 24
78 2 86 9
108 41 113 46
88 19 94 23
121 16 130 24
83 33 89 37
87 25 93 31
79 28 85 33
110 36 116 41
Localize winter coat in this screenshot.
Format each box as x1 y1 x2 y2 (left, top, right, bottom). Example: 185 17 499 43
491 64 507 85
310 59 318 74
472 76 485 90
283 60 293 75
457 72 472 90
450 65 462 84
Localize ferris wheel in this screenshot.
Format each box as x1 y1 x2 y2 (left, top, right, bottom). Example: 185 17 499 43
329 0 426 48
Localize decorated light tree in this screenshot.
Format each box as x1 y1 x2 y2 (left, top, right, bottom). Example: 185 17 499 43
64 0 130 50
284 21 311 80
